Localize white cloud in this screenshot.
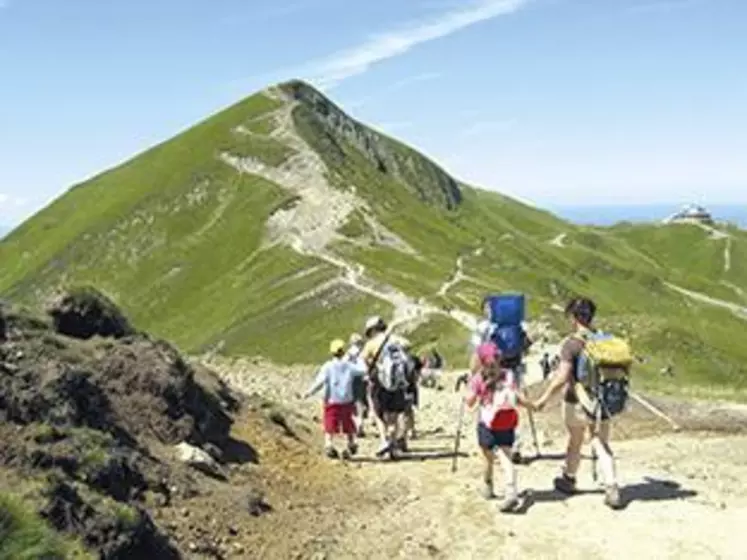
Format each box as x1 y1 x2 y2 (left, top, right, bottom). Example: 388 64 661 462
627 0 701 14
304 0 530 89
347 72 442 109
458 118 517 139
0 193 27 208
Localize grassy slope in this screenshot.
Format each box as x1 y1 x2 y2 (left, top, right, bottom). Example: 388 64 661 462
0 492 91 559
1 80 745 396
289 91 747 396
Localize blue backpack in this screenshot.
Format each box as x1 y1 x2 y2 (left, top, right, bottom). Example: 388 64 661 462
486 294 526 363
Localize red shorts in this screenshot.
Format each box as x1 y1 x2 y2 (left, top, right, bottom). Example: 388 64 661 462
323 403 356 435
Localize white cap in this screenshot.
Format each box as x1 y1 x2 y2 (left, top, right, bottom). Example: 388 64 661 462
364 316 383 332
349 332 363 345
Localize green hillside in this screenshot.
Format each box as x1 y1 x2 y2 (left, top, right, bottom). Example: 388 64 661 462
1 79 745 398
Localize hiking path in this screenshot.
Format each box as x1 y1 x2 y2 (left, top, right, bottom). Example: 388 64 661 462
212 355 747 560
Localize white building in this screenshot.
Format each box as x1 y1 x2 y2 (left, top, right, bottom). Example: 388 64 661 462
663 204 714 225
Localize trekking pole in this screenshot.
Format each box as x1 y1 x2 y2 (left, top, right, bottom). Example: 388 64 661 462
451 397 466 473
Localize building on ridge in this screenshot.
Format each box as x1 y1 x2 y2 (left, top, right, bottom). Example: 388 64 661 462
662 203 715 225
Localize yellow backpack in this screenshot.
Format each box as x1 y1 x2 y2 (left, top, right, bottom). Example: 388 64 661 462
572 329 633 419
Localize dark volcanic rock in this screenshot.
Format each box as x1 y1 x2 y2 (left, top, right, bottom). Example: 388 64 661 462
47 286 136 340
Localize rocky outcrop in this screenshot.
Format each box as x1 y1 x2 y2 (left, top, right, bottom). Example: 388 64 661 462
280 80 463 210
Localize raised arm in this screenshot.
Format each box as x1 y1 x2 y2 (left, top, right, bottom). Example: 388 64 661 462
304 366 327 399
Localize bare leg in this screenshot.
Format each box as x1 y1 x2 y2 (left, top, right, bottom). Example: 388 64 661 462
480 447 495 499
496 446 519 511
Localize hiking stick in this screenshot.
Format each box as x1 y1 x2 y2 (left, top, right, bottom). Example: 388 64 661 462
630 391 681 431
451 397 466 473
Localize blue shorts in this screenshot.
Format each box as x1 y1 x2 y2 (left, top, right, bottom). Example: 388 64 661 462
477 423 515 450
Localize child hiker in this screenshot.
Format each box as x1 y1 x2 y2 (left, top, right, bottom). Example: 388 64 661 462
465 341 534 513
304 338 366 459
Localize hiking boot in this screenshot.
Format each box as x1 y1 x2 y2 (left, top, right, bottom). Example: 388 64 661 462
604 484 623 510
347 442 358 457
357 426 366 438
511 451 522 465
324 447 339 460
553 474 577 495
396 437 408 452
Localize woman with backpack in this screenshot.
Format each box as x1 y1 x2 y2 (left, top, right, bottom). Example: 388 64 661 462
464 341 534 513
532 297 624 510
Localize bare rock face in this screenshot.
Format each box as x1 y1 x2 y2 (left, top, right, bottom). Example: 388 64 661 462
280 80 463 210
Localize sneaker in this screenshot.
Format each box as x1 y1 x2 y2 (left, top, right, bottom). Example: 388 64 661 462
376 441 392 457
481 481 495 500
499 496 520 513
324 447 339 459
604 485 623 510
553 474 577 495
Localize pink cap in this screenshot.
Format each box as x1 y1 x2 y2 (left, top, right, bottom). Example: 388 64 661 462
477 342 499 366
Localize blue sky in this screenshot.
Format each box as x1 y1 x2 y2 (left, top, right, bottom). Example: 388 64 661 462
1 0 746 227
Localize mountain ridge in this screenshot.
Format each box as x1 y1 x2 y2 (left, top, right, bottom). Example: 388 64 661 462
0 79 745 398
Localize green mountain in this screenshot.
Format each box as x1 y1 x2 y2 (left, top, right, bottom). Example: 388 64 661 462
1 80 745 398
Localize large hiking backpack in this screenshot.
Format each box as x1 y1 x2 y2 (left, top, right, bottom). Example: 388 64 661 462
485 293 526 365
377 338 410 393
573 330 633 420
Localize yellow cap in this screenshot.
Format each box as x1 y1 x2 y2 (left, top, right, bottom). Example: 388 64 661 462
329 339 346 355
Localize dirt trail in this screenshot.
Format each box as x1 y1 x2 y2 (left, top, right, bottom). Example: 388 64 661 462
438 256 465 297
220 87 485 334
549 233 568 248
212 357 746 560
665 282 747 320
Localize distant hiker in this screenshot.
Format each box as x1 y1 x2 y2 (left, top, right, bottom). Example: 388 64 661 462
470 294 533 464
540 352 551 380
420 348 443 388
465 342 534 513
430 349 444 370
533 297 632 510
402 339 422 442
303 339 366 460
347 333 369 436
361 316 409 458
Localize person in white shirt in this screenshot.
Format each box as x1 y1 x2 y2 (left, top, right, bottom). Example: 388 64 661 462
304 339 366 459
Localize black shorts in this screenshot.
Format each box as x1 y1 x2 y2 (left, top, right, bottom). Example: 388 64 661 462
374 387 407 414
477 423 515 450
352 376 367 404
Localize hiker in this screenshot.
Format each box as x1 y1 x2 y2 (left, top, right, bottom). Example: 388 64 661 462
540 352 551 379
347 333 369 436
469 294 534 463
532 297 625 510
464 341 534 513
402 339 422 442
361 316 409 458
420 349 442 388
303 338 365 459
